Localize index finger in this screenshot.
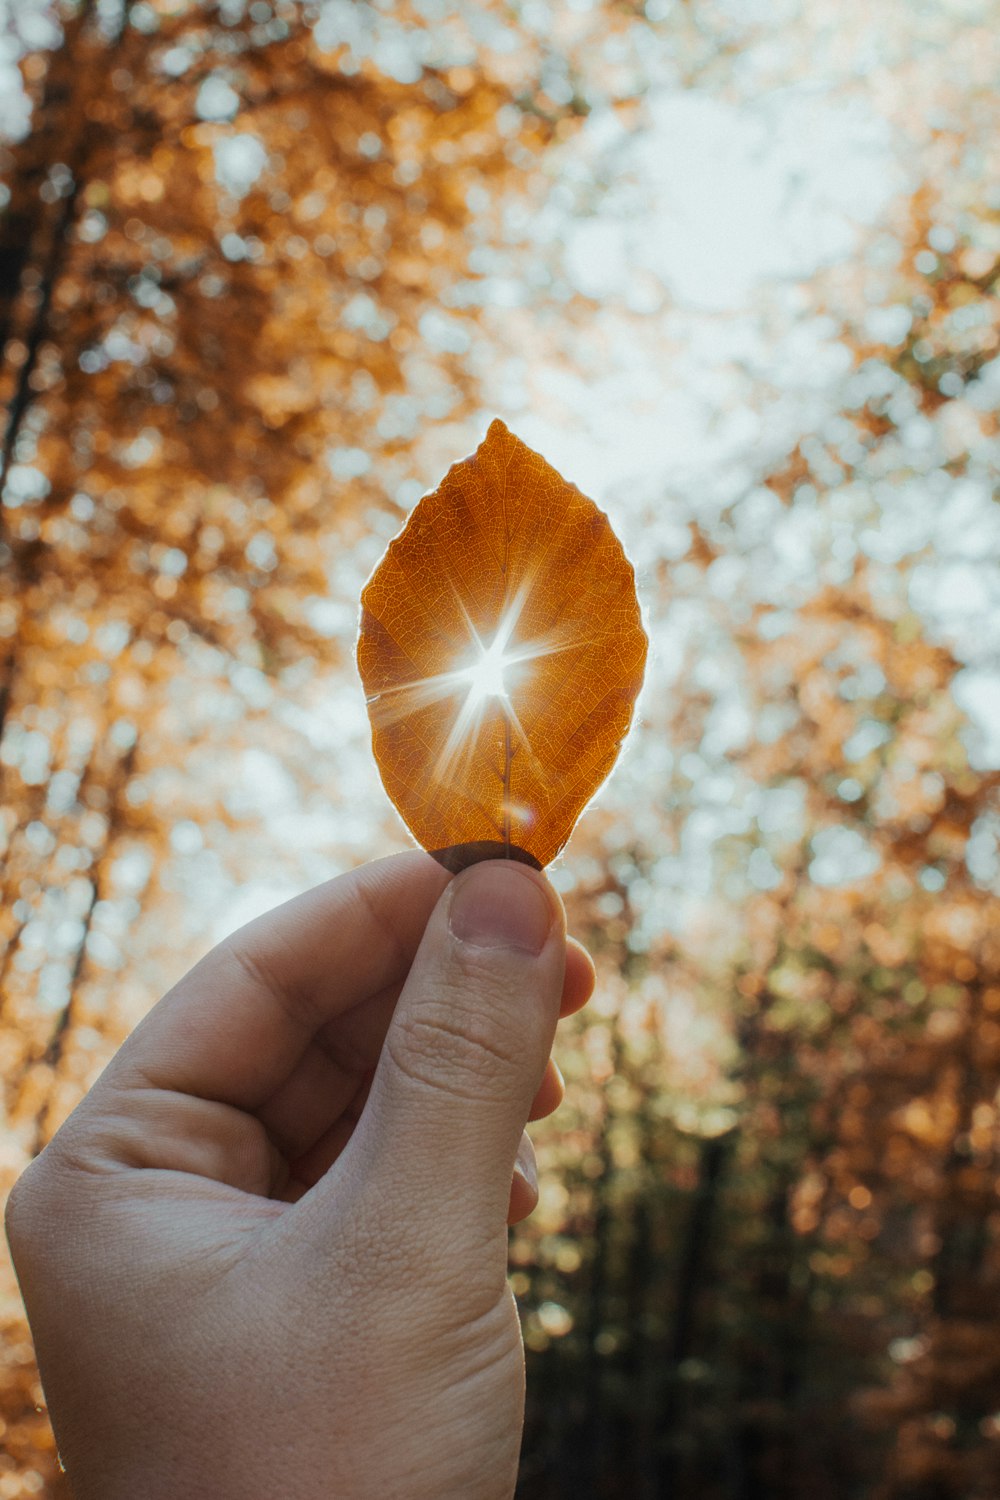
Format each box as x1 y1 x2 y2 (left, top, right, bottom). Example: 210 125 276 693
109 851 450 1111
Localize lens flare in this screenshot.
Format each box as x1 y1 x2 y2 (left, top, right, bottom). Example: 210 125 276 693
458 632 512 709
365 573 586 815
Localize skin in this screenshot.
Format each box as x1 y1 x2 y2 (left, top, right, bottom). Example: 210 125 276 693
5 852 595 1500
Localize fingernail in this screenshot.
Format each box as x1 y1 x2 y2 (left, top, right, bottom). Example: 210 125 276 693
449 863 555 956
514 1132 537 1196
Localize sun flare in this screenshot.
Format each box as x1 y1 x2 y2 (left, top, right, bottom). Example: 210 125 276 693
365 574 585 798
457 631 513 708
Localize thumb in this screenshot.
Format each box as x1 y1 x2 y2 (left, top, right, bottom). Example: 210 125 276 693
343 860 565 1253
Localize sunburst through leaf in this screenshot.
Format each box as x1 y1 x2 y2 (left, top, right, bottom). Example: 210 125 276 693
358 419 647 870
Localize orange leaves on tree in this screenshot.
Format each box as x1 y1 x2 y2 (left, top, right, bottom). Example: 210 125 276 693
357 419 647 870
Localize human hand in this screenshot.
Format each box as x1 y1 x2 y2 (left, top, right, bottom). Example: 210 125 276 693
5 852 594 1500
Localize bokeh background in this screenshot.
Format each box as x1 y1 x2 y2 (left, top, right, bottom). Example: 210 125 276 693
3 1 1000 1495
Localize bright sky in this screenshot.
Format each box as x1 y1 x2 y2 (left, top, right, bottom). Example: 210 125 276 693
495 82 897 498
493 63 1000 775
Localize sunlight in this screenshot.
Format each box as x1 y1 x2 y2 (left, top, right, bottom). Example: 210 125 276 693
458 631 513 708
431 598 532 790
366 572 586 798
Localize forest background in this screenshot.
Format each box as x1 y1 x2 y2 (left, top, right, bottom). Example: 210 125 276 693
2 1 1000 1496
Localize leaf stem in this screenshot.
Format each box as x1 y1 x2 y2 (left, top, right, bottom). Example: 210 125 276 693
502 711 512 857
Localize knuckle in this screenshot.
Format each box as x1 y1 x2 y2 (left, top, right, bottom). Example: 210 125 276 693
386 990 522 1104
4 1137 116 1258
3 1184 25 1249
4 1162 47 1250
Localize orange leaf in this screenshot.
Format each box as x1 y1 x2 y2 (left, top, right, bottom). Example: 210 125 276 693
357 418 647 870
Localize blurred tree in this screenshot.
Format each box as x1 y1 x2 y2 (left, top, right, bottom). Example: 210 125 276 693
0 0 587 1487
0 0 566 1123
5 4 1000 1500
513 129 1000 1499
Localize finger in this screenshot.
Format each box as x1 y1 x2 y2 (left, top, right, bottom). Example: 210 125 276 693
276 1070 377 1201
255 983 400 1160
528 1055 564 1122
257 928 585 1164
508 1132 538 1225
560 938 595 1017
297 861 565 1255
269 1047 564 1194
106 851 449 1111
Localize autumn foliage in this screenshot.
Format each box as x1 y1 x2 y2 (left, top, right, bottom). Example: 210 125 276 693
3 4 1000 1500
